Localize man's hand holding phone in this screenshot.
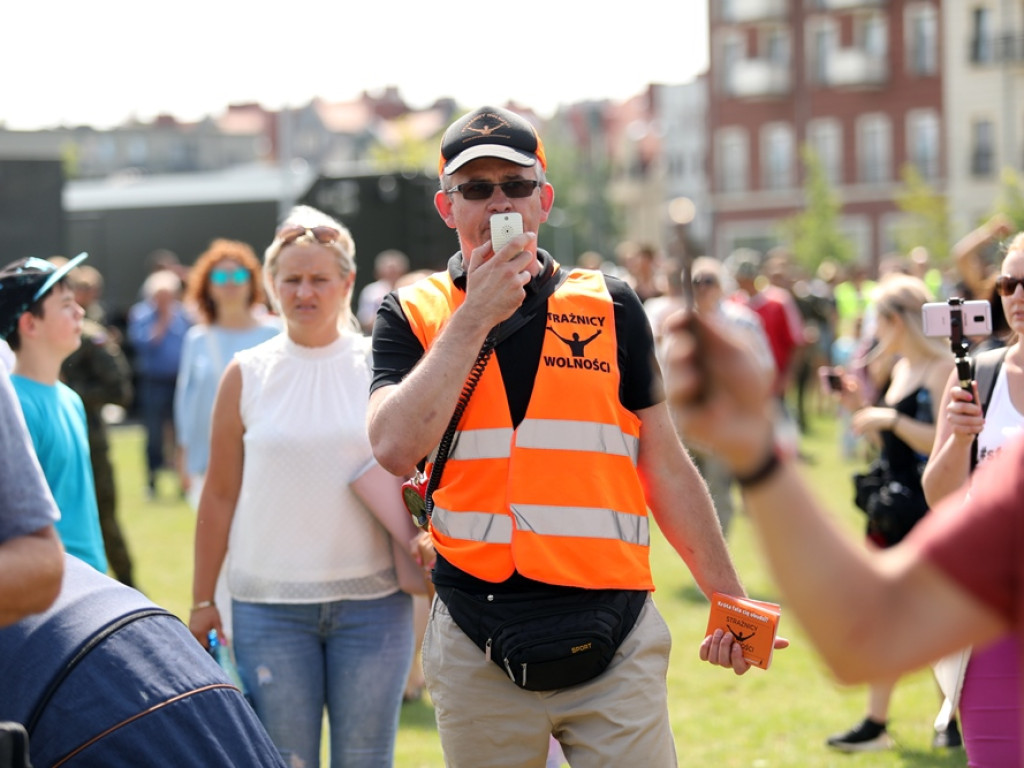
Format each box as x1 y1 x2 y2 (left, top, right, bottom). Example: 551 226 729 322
460 214 535 329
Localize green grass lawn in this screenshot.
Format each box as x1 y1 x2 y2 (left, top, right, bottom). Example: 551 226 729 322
108 406 967 767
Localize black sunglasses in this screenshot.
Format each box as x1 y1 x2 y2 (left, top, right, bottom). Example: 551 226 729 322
995 274 1024 296
446 179 541 201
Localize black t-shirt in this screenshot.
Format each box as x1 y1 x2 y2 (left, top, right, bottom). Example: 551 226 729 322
370 250 662 594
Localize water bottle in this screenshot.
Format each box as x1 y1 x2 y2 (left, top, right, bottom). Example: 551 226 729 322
207 629 250 703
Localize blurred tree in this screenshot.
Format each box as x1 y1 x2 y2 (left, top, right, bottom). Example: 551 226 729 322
995 167 1024 232
542 112 622 262
777 146 854 272
893 164 951 263
367 116 436 174
61 141 80 180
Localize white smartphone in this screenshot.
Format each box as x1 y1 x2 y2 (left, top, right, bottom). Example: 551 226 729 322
490 213 523 253
921 300 993 337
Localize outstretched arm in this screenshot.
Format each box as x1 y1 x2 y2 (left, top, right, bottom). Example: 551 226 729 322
664 310 1006 683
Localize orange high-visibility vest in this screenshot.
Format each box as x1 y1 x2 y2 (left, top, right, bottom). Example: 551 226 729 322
397 266 653 590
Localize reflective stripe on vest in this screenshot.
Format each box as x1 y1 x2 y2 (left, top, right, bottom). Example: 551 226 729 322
432 503 649 546
449 419 639 462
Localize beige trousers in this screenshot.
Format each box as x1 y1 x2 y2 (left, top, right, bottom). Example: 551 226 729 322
423 593 677 768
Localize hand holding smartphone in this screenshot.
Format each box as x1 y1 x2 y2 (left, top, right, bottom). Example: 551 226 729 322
490 213 523 252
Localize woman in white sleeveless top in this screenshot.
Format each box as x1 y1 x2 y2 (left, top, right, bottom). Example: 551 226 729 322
188 206 420 768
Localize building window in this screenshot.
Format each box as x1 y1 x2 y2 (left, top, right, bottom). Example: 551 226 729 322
971 7 994 64
857 114 892 184
808 21 837 85
761 123 794 190
716 128 749 193
807 118 843 186
719 34 744 94
906 4 938 75
861 13 888 60
971 119 995 176
764 26 790 66
907 110 940 180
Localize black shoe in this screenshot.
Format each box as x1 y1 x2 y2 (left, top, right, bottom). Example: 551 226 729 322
826 717 893 752
933 717 962 749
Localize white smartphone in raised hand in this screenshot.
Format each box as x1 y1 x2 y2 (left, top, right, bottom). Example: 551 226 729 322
490 213 523 253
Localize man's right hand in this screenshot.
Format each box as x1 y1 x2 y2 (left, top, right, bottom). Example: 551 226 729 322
462 233 537 328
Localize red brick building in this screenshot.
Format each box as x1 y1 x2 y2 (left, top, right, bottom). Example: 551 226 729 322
708 0 942 271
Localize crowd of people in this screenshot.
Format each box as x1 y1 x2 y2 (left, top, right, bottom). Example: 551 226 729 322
1 104 1022 767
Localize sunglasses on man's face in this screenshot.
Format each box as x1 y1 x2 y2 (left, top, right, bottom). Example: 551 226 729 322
210 267 250 286
995 274 1024 296
276 225 343 246
446 179 541 201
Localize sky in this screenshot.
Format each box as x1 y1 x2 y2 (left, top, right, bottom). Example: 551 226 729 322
3 1 709 130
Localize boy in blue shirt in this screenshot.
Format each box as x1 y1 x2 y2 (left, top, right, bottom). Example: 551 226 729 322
0 254 107 573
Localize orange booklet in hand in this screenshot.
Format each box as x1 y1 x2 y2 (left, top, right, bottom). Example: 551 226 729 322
705 592 782 670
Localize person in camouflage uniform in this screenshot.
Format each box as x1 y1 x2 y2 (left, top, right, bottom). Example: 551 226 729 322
59 263 136 587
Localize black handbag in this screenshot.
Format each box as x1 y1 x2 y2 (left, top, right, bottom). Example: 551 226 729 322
438 587 646 691
852 460 886 513
853 460 928 547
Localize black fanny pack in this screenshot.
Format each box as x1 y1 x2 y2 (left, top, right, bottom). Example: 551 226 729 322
438 586 646 691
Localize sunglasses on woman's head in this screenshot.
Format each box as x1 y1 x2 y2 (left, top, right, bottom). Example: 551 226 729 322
276 225 343 246
995 274 1024 296
210 267 250 286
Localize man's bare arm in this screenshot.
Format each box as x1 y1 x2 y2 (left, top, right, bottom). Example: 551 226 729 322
664 311 1006 683
0 525 63 627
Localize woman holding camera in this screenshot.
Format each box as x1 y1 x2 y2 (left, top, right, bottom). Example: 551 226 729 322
922 235 1024 767
825 273 952 753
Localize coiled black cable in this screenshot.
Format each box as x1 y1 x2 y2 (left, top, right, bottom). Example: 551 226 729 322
423 331 497 521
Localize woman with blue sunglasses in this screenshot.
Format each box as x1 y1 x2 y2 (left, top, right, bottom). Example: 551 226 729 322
175 239 279 511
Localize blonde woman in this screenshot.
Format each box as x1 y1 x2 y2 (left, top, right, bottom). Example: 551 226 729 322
189 206 419 768
826 273 953 752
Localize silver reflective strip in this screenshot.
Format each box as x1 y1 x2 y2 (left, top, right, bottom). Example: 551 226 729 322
432 507 513 543
516 419 639 461
512 504 649 546
448 428 514 461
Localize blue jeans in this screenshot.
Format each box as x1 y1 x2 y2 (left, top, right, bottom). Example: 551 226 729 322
233 593 413 768
138 376 176 475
